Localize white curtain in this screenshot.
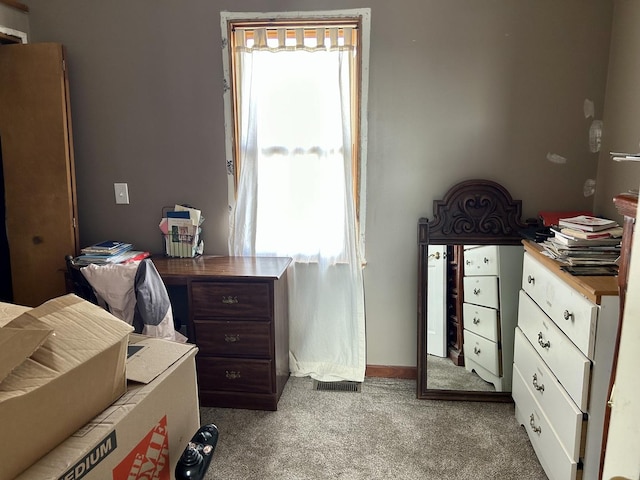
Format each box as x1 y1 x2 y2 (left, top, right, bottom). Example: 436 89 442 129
228 27 366 382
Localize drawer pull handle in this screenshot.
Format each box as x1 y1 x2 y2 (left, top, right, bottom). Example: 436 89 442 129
473 346 481 355
428 251 441 260
473 317 480 325
532 373 545 392
483 257 489 264
224 334 240 343
527 275 535 285
537 332 551 349
466 260 472 266
563 310 574 321
225 370 241 380
222 296 239 304
529 414 542 435
473 288 480 295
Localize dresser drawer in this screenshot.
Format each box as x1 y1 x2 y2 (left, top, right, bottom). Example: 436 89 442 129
514 328 585 461
517 290 591 410
464 245 499 276
463 329 500 376
521 253 597 358
513 365 579 480
463 276 499 309
194 320 272 357
463 302 498 342
196 357 273 394
191 281 272 320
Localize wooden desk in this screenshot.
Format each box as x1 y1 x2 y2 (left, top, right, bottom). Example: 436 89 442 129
153 255 292 411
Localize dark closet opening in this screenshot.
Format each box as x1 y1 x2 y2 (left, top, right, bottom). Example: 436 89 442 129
0 135 13 302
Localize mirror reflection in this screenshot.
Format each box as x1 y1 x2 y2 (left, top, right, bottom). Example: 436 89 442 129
426 244 523 392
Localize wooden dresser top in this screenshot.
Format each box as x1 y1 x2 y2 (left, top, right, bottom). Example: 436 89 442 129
523 240 618 304
153 255 292 285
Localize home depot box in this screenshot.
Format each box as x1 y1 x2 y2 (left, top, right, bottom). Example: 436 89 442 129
0 295 133 480
18 334 200 480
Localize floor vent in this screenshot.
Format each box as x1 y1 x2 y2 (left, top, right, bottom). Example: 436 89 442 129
313 380 362 392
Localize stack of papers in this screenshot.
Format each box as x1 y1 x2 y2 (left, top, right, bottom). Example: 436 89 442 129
541 215 621 268
74 241 150 266
159 205 204 258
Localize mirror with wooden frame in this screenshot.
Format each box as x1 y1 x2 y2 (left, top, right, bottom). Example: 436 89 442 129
417 179 529 402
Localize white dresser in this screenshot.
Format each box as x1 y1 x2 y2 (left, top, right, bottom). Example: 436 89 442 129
462 244 523 392
512 241 619 480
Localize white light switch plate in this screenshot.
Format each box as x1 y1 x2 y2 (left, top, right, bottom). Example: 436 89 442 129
114 183 130 204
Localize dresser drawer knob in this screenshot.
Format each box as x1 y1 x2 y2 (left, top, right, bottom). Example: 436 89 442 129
222 296 239 304
225 370 241 380
529 414 542 435
473 288 481 295
563 310 574 321
532 373 545 392
472 317 480 325
224 334 240 343
466 260 472 266
483 257 489 264
473 346 481 355
537 332 551 349
527 275 535 284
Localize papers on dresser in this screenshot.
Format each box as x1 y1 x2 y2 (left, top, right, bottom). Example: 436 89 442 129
160 205 204 258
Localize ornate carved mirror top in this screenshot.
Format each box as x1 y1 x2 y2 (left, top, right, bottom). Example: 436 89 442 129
421 179 527 246
417 179 528 402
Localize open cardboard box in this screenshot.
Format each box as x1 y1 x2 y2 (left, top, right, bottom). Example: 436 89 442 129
18 334 200 480
0 295 133 480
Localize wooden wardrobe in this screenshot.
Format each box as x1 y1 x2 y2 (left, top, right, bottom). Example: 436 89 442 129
0 43 79 306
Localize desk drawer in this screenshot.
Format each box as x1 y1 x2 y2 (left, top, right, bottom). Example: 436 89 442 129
463 329 500 376
191 281 271 319
514 328 585 461
194 320 272 357
518 290 591 411
513 364 579 480
464 245 499 276
196 357 273 394
463 276 499 309
463 302 499 342
521 253 597 358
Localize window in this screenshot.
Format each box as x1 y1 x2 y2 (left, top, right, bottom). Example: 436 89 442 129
220 10 370 382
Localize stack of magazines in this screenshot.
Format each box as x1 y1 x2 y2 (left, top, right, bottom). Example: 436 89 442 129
541 215 622 268
74 241 150 266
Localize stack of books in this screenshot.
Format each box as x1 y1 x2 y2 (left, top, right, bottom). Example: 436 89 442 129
542 215 622 267
74 241 150 266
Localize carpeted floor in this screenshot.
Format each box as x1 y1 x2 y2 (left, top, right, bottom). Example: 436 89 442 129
199 376 548 480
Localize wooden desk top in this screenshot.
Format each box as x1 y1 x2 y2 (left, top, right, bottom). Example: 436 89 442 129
523 240 618 304
152 255 292 285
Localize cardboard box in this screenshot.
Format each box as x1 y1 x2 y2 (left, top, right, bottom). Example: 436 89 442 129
18 335 200 480
0 295 134 480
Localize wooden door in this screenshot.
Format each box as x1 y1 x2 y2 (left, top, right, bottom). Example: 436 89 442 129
0 43 79 307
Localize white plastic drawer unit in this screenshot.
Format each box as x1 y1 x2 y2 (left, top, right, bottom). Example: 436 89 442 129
463 245 500 276
517 290 591 411
521 252 597 359
513 364 579 480
463 329 500 376
463 276 499 310
462 302 499 342
514 327 585 462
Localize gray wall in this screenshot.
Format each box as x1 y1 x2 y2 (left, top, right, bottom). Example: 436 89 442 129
594 0 640 219
18 0 614 368
0 2 28 36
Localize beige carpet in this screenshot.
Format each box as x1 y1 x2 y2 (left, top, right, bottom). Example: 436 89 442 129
199 376 547 480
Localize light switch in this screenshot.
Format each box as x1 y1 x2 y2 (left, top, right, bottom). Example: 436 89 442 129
114 183 130 204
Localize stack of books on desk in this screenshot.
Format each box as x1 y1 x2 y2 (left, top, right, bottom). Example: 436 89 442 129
74 241 150 266
541 215 622 267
